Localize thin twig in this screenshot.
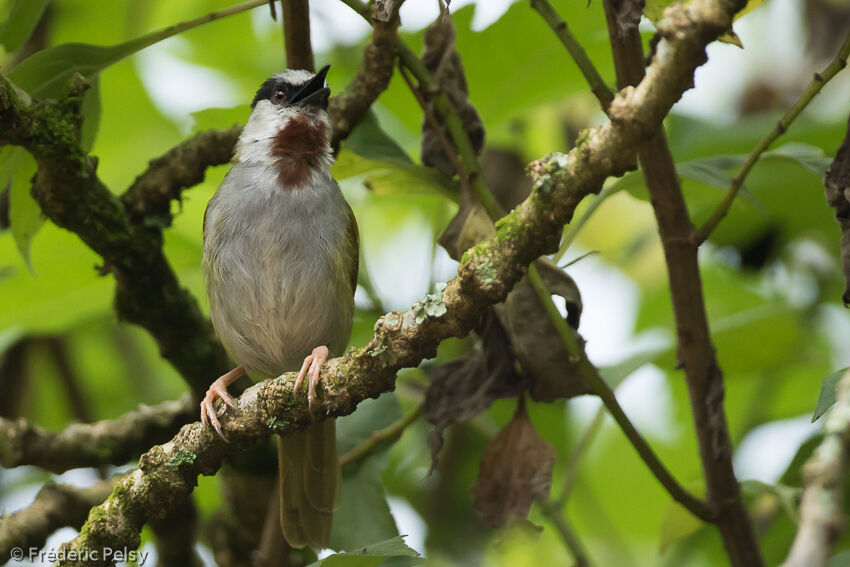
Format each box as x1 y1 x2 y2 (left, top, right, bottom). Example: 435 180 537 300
530 0 614 110
536 498 592 567
696 32 850 243
557 406 606 505
525 265 713 521
339 402 424 465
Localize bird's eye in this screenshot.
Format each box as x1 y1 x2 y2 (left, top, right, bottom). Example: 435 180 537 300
272 89 286 103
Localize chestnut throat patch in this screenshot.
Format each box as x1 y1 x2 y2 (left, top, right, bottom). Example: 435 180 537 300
270 115 328 188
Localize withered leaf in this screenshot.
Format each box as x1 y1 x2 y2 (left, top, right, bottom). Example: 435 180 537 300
420 14 484 177
496 259 590 402
425 310 526 470
825 115 850 305
472 403 556 528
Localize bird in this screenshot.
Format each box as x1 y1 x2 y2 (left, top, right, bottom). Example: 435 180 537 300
199 64 358 549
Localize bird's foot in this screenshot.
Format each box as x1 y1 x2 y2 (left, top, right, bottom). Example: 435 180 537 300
293 345 329 416
200 366 245 441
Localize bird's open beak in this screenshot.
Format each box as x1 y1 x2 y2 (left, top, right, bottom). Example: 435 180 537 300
289 64 331 110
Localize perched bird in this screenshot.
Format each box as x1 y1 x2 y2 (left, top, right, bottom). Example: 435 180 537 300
200 65 358 549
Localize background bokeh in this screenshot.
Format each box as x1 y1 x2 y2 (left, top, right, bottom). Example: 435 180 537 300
1 0 850 565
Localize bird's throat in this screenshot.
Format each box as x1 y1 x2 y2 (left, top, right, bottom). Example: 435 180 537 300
270 115 329 189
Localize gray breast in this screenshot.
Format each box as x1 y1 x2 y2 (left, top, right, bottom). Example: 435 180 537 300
203 164 354 379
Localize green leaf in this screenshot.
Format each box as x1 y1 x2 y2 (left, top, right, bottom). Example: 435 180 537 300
309 536 419 567
0 326 24 355
813 369 848 423
764 142 833 176
330 394 404 551
344 111 413 166
190 106 247 133
1 147 41 268
332 150 459 202
0 0 51 52
659 500 705 552
828 550 850 567
676 158 740 190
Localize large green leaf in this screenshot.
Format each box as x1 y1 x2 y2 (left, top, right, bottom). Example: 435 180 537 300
0 0 51 52
344 110 414 166
309 536 420 567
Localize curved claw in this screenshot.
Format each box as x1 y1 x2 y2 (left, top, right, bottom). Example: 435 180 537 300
199 366 246 442
294 346 329 417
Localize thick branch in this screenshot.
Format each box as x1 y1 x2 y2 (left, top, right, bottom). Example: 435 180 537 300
601 2 762 565
51 0 747 561
122 126 241 226
0 396 194 473
781 370 850 567
0 477 119 559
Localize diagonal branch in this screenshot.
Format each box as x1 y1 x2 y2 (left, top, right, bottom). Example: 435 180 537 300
0 396 194 473
530 0 615 110
122 126 241 226
697 31 850 243
49 0 749 562
601 1 762 565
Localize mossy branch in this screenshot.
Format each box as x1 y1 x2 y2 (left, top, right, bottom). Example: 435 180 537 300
0 396 194 473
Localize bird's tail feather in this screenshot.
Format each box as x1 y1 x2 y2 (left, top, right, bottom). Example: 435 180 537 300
278 418 339 548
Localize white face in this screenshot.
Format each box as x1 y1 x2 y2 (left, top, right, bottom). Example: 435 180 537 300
235 70 331 165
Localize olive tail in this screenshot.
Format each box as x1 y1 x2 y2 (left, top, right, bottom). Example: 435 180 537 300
277 418 339 548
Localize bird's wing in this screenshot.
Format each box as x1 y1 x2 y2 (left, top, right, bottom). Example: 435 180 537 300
344 199 359 297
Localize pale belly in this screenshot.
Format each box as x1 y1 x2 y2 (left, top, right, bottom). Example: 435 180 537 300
204 220 353 379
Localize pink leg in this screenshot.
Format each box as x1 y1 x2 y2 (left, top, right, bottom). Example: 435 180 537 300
200 366 246 441
293 346 329 415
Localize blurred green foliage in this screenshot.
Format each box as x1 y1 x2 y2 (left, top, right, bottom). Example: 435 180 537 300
1 0 849 565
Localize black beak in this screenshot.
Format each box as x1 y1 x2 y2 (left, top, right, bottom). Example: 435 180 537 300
289 64 331 110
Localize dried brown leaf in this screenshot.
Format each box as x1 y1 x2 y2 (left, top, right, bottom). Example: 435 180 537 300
496 260 590 402
420 14 484 177
425 310 526 470
472 403 556 528
825 115 850 305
